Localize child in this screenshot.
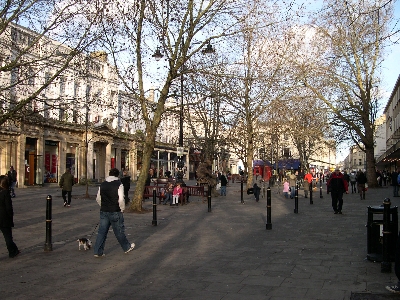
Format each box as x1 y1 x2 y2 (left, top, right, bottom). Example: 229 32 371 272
283 179 290 198
162 182 173 205
172 183 183 206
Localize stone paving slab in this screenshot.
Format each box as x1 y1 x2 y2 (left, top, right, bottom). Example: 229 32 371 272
0 181 400 299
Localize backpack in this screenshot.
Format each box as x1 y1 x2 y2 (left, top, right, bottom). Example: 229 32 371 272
397 173 400 184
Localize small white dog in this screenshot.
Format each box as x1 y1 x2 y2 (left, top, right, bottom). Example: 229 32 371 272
77 238 92 250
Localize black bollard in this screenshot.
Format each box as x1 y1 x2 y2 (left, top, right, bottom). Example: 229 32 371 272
152 188 157 226
44 195 52 251
310 181 313 204
381 198 392 272
262 181 266 199
320 180 323 198
266 187 272 230
208 184 212 212
294 183 298 214
240 178 244 204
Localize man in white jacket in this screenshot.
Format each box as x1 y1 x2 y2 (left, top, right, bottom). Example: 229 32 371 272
93 168 135 257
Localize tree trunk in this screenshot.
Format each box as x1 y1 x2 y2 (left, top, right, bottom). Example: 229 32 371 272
128 133 156 212
365 146 377 188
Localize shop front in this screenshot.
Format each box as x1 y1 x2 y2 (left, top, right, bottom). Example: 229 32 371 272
44 140 59 183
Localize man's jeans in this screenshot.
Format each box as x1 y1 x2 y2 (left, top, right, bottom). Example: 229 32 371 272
94 211 131 255
10 181 16 197
220 185 226 196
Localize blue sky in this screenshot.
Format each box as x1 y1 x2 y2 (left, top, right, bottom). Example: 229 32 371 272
381 0 400 99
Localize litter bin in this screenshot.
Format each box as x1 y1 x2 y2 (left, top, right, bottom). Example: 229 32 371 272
366 205 398 262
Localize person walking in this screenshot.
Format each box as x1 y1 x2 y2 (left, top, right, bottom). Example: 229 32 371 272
283 178 290 198
252 171 263 202
303 170 313 198
59 168 74 207
349 171 357 193
7 166 17 198
288 171 297 199
120 170 131 205
220 172 228 196
0 175 20 258
391 169 399 197
356 169 367 200
327 168 348 214
93 168 135 257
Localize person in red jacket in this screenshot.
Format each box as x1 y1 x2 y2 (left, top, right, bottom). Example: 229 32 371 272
303 170 313 198
327 168 349 214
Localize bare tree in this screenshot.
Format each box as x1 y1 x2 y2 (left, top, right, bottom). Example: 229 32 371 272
220 11 301 190
0 1 106 125
292 0 398 187
100 0 245 211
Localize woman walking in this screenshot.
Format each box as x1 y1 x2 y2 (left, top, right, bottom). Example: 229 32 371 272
0 175 20 258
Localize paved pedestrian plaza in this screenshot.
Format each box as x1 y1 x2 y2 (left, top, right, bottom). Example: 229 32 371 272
1 181 400 299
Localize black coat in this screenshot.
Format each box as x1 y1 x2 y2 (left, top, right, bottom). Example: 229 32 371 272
0 189 14 227
220 175 228 186
120 176 131 190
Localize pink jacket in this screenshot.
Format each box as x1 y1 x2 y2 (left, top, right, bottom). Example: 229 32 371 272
173 186 182 196
283 181 290 193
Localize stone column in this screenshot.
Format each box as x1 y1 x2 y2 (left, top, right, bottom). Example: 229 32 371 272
36 136 44 185
105 142 112 177
59 139 67 180
115 147 121 171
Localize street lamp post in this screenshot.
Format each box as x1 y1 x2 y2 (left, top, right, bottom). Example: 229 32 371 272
153 40 215 183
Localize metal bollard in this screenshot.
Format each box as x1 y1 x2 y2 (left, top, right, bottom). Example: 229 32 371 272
381 198 392 273
294 183 298 214
320 180 323 198
208 184 212 212
152 188 157 226
44 195 52 251
309 181 313 204
262 181 266 199
266 187 272 230
240 179 244 204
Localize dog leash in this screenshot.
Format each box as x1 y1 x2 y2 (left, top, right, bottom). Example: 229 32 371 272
88 223 99 238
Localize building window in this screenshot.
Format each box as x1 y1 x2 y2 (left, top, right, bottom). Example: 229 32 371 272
59 76 65 96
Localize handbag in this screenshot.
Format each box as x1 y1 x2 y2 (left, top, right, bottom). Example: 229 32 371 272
247 188 254 195
288 187 291 192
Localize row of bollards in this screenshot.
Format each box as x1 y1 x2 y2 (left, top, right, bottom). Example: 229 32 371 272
44 182 396 277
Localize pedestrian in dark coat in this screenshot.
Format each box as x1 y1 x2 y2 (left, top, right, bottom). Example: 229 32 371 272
7 166 17 198
327 168 348 214
356 170 367 200
120 170 131 205
0 175 20 258
220 172 228 196
59 168 75 207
